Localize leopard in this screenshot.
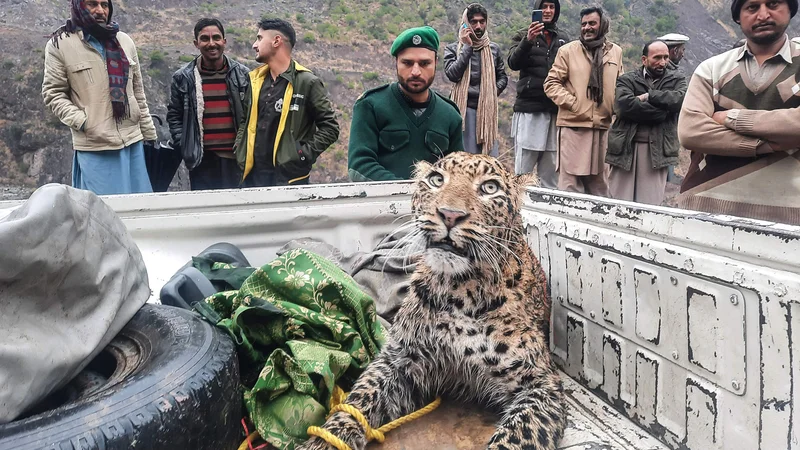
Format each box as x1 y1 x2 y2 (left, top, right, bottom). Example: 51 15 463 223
298 152 566 450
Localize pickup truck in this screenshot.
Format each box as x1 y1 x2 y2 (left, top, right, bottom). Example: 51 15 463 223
4 182 799 449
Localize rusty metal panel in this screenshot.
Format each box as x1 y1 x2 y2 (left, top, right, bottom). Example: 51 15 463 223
566 313 586 381
634 350 659 428
634 269 662 345
687 288 718 374
601 258 624 328
603 334 623 402
685 378 721 449
524 188 800 450
760 293 792 450
565 245 585 311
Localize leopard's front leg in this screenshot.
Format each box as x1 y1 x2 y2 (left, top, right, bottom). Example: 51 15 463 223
298 339 428 450
486 370 566 450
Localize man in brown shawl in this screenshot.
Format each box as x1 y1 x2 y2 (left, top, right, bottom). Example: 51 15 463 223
544 6 623 196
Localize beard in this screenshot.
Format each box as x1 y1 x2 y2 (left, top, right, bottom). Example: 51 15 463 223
748 23 784 45
397 73 434 95
646 66 665 78
255 50 269 63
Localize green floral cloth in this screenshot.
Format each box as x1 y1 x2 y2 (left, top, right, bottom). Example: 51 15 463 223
200 248 387 450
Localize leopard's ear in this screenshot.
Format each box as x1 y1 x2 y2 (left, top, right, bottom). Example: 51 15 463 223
412 160 434 180
514 172 540 188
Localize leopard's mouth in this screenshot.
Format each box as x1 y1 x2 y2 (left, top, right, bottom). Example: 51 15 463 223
428 238 468 257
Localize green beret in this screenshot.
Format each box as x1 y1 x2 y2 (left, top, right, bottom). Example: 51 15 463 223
390 26 440 57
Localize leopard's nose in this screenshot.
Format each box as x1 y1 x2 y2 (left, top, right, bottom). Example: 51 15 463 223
437 207 470 230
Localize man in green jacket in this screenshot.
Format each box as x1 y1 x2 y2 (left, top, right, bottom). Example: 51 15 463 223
234 18 339 186
348 26 464 182
606 40 686 205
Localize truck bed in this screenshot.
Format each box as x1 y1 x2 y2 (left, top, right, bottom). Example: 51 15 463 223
366 372 666 450
5 182 798 449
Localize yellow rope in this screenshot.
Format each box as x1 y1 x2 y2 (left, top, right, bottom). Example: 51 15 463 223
375 396 442 435
330 385 347 410
307 386 442 450
237 431 259 450
306 426 352 450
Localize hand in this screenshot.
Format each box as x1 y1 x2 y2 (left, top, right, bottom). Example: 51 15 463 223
637 93 649 102
459 25 475 46
527 22 545 42
712 111 727 125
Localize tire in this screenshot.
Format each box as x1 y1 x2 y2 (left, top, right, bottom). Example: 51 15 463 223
0 304 242 450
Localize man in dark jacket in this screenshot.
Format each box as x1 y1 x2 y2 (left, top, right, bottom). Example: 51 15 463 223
443 3 507 157
506 0 567 188
167 18 251 190
606 40 687 205
234 18 339 187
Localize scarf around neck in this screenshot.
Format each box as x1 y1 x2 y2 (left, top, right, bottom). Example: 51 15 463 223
50 0 130 122
579 13 609 105
450 8 498 150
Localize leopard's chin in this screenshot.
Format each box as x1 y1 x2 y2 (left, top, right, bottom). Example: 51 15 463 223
423 247 473 276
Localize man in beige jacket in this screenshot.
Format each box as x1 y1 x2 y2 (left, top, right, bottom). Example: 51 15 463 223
544 6 622 196
42 0 157 195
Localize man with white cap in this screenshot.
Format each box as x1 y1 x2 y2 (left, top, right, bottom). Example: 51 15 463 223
657 32 690 73
657 32 689 183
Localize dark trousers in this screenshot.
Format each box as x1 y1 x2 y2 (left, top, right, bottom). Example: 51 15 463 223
242 164 310 188
189 152 242 191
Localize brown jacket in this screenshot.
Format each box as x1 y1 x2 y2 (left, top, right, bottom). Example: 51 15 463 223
543 40 623 129
42 30 157 151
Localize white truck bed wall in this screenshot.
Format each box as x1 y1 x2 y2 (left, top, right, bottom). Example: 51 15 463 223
523 188 800 450
2 182 798 449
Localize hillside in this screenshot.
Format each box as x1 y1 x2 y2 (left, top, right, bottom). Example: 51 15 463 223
0 0 797 193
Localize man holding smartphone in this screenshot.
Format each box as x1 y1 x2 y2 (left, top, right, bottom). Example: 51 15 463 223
444 3 508 156
507 0 568 188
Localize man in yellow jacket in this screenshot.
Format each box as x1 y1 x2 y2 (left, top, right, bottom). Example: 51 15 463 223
42 0 157 195
544 6 622 196
233 18 339 187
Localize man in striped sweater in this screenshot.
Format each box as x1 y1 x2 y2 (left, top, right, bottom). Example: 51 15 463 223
168 18 251 190
677 0 800 213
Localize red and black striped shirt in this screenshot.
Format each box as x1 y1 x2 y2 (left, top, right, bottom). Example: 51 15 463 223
199 60 236 153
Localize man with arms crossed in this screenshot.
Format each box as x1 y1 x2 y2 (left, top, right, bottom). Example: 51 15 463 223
678 0 800 218
607 40 686 205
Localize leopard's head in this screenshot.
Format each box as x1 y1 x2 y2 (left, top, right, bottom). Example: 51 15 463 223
409 152 537 277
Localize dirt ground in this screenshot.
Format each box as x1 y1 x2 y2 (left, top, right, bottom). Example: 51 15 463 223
664 148 691 207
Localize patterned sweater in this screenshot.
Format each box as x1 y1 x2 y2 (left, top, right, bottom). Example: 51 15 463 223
677 37 800 192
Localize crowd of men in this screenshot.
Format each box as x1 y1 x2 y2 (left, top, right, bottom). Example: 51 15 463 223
42 0 800 223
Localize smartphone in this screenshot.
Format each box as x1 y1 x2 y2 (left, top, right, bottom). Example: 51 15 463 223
531 9 543 23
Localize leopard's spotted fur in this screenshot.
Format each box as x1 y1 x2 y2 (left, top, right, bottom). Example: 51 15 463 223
299 153 566 450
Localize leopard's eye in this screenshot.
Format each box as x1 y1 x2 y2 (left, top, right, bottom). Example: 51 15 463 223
480 180 500 195
428 172 444 188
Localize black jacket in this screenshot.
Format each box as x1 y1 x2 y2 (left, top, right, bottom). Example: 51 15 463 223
167 55 250 170
443 42 508 109
507 25 568 114
606 68 687 171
